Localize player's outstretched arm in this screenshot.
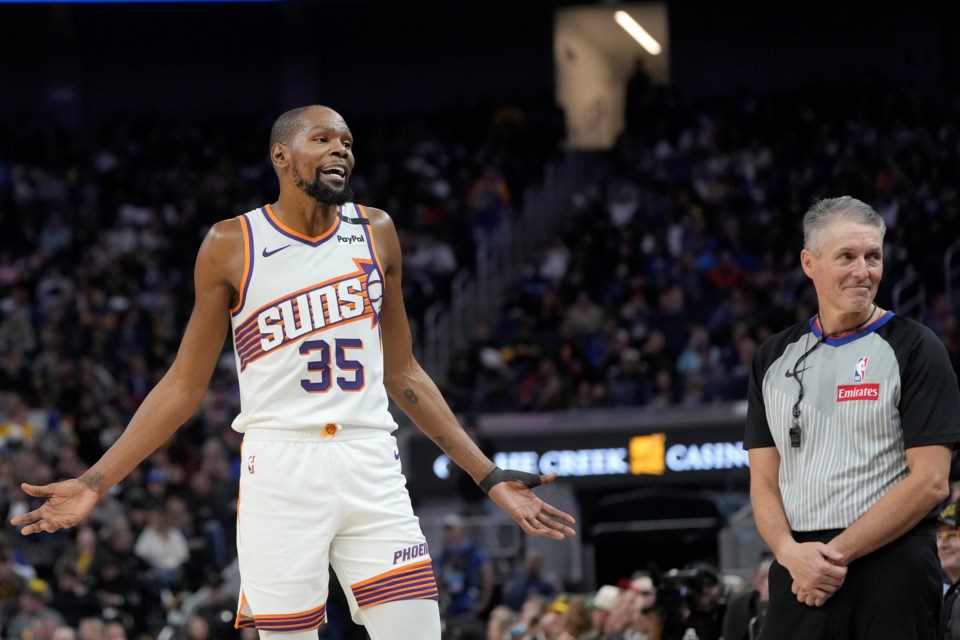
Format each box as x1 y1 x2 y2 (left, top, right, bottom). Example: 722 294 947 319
11 219 242 535
368 208 575 540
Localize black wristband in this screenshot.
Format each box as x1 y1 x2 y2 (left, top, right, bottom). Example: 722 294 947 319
478 466 542 494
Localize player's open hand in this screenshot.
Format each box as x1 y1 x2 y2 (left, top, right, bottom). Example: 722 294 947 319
487 472 576 541
10 480 100 535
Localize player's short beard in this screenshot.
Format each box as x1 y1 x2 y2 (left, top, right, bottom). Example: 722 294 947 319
293 166 354 206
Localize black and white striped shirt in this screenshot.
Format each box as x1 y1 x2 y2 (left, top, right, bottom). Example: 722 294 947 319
745 312 960 531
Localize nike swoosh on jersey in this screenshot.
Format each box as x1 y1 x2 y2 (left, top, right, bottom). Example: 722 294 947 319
785 367 812 378
262 244 291 258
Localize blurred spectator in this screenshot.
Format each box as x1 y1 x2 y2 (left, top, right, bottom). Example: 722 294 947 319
182 470 233 571
177 570 236 640
556 594 591 640
134 506 190 590
606 179 640 229
90 530 151 634
938 500 960 638
722 555 771 640
503 594 549 640
102 620 128 640
49 568 102 629
0 392 39 449
539 240 571 284
0 538 26 628
436 514 495 636
54 526 101 587
939 502 960 592
5 578 66 640
143 469 170 506
181 613 211 640
52 626 78 640
502 550 562 612
638 597 687 640
611 577 659 640
486 604 519 640
582 585 619 639
467 167 511 235
599 585 636 639
77 616 105 640
537 594 568 639
405 230 458 296
564 293 604 339
165 494 213 586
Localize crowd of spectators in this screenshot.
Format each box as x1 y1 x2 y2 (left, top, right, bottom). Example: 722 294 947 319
444 78 960 415
432 519 771 640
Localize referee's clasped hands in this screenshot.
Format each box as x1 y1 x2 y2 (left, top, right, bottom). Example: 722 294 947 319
782 541 848 607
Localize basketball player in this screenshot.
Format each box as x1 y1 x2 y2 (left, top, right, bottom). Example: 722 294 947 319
10 105 576 640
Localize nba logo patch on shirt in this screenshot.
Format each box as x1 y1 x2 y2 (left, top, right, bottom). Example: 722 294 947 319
841 357 877 399
247 455 256 474
853 357 869 383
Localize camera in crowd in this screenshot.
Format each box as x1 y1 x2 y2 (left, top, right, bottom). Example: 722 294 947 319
646 564 728 640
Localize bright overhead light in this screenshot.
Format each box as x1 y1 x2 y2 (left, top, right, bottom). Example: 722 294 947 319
614 10 662 55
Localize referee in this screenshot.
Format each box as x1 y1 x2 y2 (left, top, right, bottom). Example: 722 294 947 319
745 196 960 639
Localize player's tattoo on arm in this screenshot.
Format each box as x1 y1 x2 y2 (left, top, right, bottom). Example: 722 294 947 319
434 436 454 454
403 388 419 404
82 472 105 492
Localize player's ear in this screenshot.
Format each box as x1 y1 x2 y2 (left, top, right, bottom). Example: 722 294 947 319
271 143 289 169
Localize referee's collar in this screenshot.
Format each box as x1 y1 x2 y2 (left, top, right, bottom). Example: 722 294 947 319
809 310 894 346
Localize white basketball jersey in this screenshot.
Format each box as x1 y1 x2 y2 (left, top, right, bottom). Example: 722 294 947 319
229 203 396 432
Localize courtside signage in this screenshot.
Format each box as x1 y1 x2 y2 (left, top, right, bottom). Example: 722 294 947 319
431 434 749 481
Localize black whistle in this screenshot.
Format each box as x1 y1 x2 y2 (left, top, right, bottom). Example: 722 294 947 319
789 425 801 448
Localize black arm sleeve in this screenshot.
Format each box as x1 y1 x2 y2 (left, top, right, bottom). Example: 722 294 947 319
744 347 775 449
889 319 960 449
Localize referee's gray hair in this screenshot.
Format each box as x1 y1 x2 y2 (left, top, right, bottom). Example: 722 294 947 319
803 196 886 255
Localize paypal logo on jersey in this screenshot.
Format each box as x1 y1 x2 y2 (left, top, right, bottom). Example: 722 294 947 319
853 357 869 383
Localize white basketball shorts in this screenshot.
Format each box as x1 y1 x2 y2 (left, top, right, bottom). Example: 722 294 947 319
234 425 438 632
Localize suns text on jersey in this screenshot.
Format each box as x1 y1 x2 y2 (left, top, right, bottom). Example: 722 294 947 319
233 259 383 370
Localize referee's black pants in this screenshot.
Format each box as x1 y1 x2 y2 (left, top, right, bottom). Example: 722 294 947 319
759 520 940 640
